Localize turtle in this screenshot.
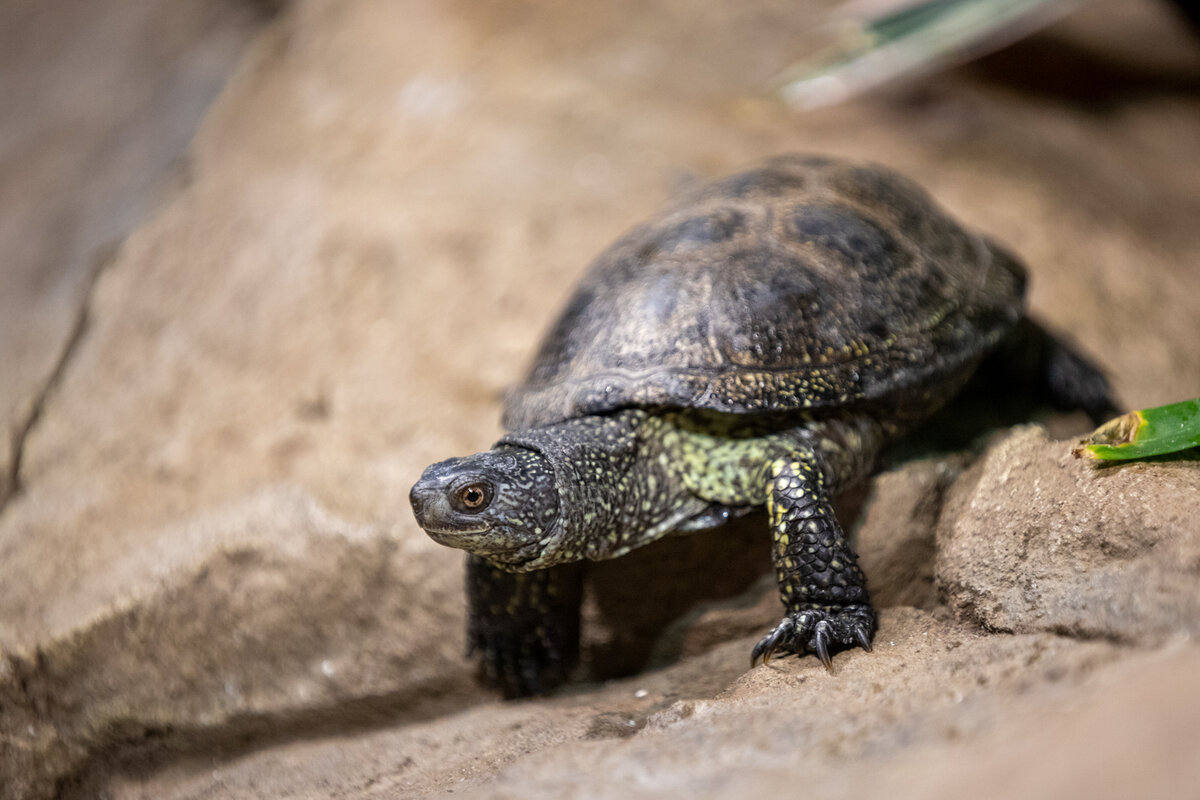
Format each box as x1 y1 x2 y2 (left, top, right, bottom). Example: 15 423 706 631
409 154 1116 697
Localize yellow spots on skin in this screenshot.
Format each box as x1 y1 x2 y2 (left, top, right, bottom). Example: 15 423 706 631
653 413 806 506
521 410 880 580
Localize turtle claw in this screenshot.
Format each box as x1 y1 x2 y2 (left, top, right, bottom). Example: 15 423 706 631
751 617 796 666
751 606 876 671
812 621 833 671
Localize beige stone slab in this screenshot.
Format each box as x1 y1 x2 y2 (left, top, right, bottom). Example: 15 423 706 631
0 0 267 505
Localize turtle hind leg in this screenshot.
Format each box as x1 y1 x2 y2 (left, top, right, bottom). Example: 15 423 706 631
888 318 1120 460
465 555 583 698
989 316 1120 425
1039 331 1120 425
752 453 876 669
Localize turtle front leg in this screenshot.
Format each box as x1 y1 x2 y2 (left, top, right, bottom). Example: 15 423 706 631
752 453 876 669
465 555 583 697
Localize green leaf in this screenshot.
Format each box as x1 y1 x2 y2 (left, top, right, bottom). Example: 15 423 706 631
1074 398 1200 461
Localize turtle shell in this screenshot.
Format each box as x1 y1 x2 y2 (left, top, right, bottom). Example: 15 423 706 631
503 155 1026 431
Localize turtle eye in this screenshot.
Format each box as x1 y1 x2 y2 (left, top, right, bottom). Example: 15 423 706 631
453 482 493 513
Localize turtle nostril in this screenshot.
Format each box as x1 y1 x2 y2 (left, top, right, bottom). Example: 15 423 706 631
409 485 426 519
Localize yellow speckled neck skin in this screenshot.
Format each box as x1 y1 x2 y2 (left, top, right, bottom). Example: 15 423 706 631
496 407 885 570
645 409 883 507
497 410 708 568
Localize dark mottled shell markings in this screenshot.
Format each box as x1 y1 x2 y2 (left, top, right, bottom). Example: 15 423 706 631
503 155 1025 431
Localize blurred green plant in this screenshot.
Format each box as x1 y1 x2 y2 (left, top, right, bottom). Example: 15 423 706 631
1074 398 1200 461
776 0 1079 108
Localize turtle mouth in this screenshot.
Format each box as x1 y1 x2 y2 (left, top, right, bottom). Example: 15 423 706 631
425 527 549 566
420 522 491 537
420 523 495 552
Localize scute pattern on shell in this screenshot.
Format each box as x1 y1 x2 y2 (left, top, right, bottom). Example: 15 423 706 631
503 155 1026 431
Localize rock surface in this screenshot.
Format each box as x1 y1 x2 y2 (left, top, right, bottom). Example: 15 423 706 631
1 0 1199 798
0 0 268 506
940 426 1200 643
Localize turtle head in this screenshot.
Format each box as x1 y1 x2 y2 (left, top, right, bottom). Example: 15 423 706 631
409 446 559 567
